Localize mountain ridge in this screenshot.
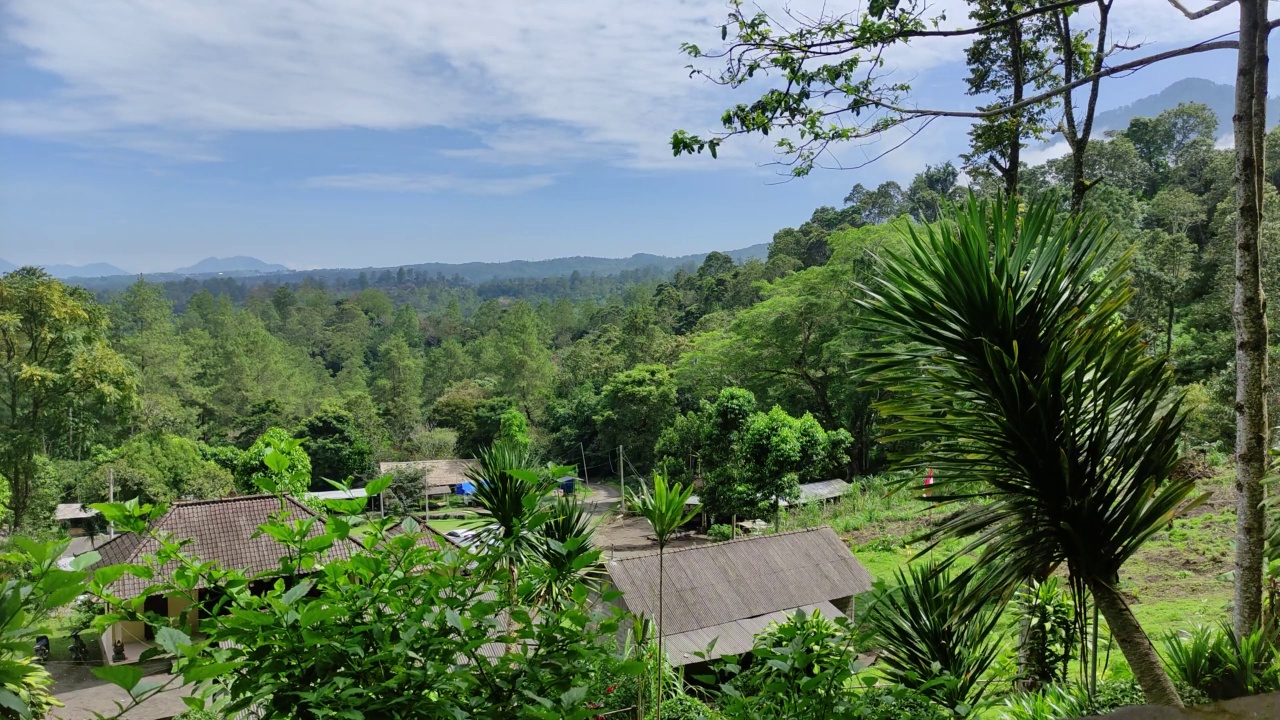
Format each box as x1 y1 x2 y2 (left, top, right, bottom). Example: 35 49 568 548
1094 77 1280 133
55 243 773 291
173 256 291 274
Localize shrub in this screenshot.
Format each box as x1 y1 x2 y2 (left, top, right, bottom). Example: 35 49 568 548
999 684 1090 720
852 684 951 720
1162 621 1280 700
865 563 1005 714
708 524 733 542
651 693 720 720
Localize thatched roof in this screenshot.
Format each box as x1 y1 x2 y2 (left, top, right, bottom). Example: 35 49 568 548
606 527 872 665
90 495 361 600
378 459 478 492
55 503 99 521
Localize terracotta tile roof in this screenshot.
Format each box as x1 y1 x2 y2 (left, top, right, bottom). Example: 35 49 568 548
605 527 871 639
377 459 478 492
91 495 360 600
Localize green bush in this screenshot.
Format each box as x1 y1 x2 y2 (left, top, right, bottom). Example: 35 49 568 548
852 685 951 720
1162 621 1280 701
708 524 733 542
650 693 720 720
999 684 1090 720
174 711 223 720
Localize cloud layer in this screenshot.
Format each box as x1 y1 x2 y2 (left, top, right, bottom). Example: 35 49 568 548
305 172 556 195
0 0 1241 175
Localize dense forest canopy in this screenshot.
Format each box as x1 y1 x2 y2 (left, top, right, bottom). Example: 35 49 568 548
2 102 1278 534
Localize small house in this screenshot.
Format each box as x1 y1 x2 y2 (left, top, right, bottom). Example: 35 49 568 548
378 459 479 501
605 527 872 667
90 495 365 664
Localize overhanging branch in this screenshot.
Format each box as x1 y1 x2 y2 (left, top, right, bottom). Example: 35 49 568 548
712 0 1095 59
1165 0 1238 20
870 38 1238 120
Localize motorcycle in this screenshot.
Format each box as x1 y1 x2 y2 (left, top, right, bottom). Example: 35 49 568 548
69 633 88 662
33 635 49 664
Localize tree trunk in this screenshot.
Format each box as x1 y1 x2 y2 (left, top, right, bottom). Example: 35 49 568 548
1089 578 1182 707
1231 0 1272 638
1006 6 1024 198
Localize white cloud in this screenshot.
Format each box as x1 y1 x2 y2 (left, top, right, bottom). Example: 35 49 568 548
0 0 1240 172
304 172 556 195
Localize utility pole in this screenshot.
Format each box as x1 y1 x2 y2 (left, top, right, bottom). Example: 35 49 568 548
108 468 115 539
580 442 589 485
618 446 624 513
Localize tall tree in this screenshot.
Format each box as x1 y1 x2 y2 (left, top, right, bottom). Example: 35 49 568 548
673 0 1273 637
963 0 1056 195
594 364 678 471
0 269 134 528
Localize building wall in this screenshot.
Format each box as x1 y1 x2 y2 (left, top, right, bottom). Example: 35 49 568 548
103 589 202 664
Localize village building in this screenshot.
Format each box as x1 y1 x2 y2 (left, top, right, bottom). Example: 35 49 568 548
88 495 389 664
378 459 479 500
604 527 872 667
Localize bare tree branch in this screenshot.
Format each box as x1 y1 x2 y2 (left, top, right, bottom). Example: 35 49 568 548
869 38 1238 120
1165 0 1238 20
702 0 1095 59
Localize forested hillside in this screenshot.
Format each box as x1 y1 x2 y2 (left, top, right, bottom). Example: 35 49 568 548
2 101 1277 533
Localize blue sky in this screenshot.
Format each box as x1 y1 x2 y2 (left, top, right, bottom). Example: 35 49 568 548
0 0 1249 272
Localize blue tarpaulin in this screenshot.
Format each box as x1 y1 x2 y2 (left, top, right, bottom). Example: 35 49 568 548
456 481 476 495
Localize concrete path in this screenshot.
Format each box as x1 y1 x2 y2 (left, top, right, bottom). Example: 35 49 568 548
53 674 195 720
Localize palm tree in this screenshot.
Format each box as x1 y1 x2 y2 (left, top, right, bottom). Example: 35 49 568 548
859 196 1200 706
629 474 699 720
529 495 604 606
465 442 559 603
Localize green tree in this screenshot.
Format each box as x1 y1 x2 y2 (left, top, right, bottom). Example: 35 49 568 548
628 475 699 720
0 538 94 718
595 365 678 472
81 433 234 505
90 460 628 720
962 0 1056 195
295 408 373 489
234 428 311 495
110 280 201 436
860 197 1195 705
0 268 134 528
371 335 424 446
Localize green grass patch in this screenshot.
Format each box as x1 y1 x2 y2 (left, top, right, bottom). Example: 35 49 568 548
780 468 1240 642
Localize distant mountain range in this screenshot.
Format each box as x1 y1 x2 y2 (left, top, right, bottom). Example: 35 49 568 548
13 243 772 292
0 256 289 279
172 256 291 274
0 260 131 279
1094 77 1280 134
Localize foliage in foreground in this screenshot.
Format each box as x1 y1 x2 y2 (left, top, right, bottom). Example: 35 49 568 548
1161 622 1280 701
89 448 633 720
0 538 96 719
865 564 1005 714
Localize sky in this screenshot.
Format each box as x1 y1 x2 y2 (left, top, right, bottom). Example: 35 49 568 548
0 0 1252 272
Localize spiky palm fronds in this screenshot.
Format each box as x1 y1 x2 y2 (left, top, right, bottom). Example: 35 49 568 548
859 195 1199 706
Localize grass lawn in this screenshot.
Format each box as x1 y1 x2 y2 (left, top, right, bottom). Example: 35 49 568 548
777 467 1240 642
426 512 482 533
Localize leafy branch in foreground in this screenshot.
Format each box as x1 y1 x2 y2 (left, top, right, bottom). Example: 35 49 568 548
858 196 1200 706
88 445 632 719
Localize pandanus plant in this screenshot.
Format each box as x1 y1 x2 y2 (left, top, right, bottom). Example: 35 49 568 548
629 474 700 720
859 196 1201 706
